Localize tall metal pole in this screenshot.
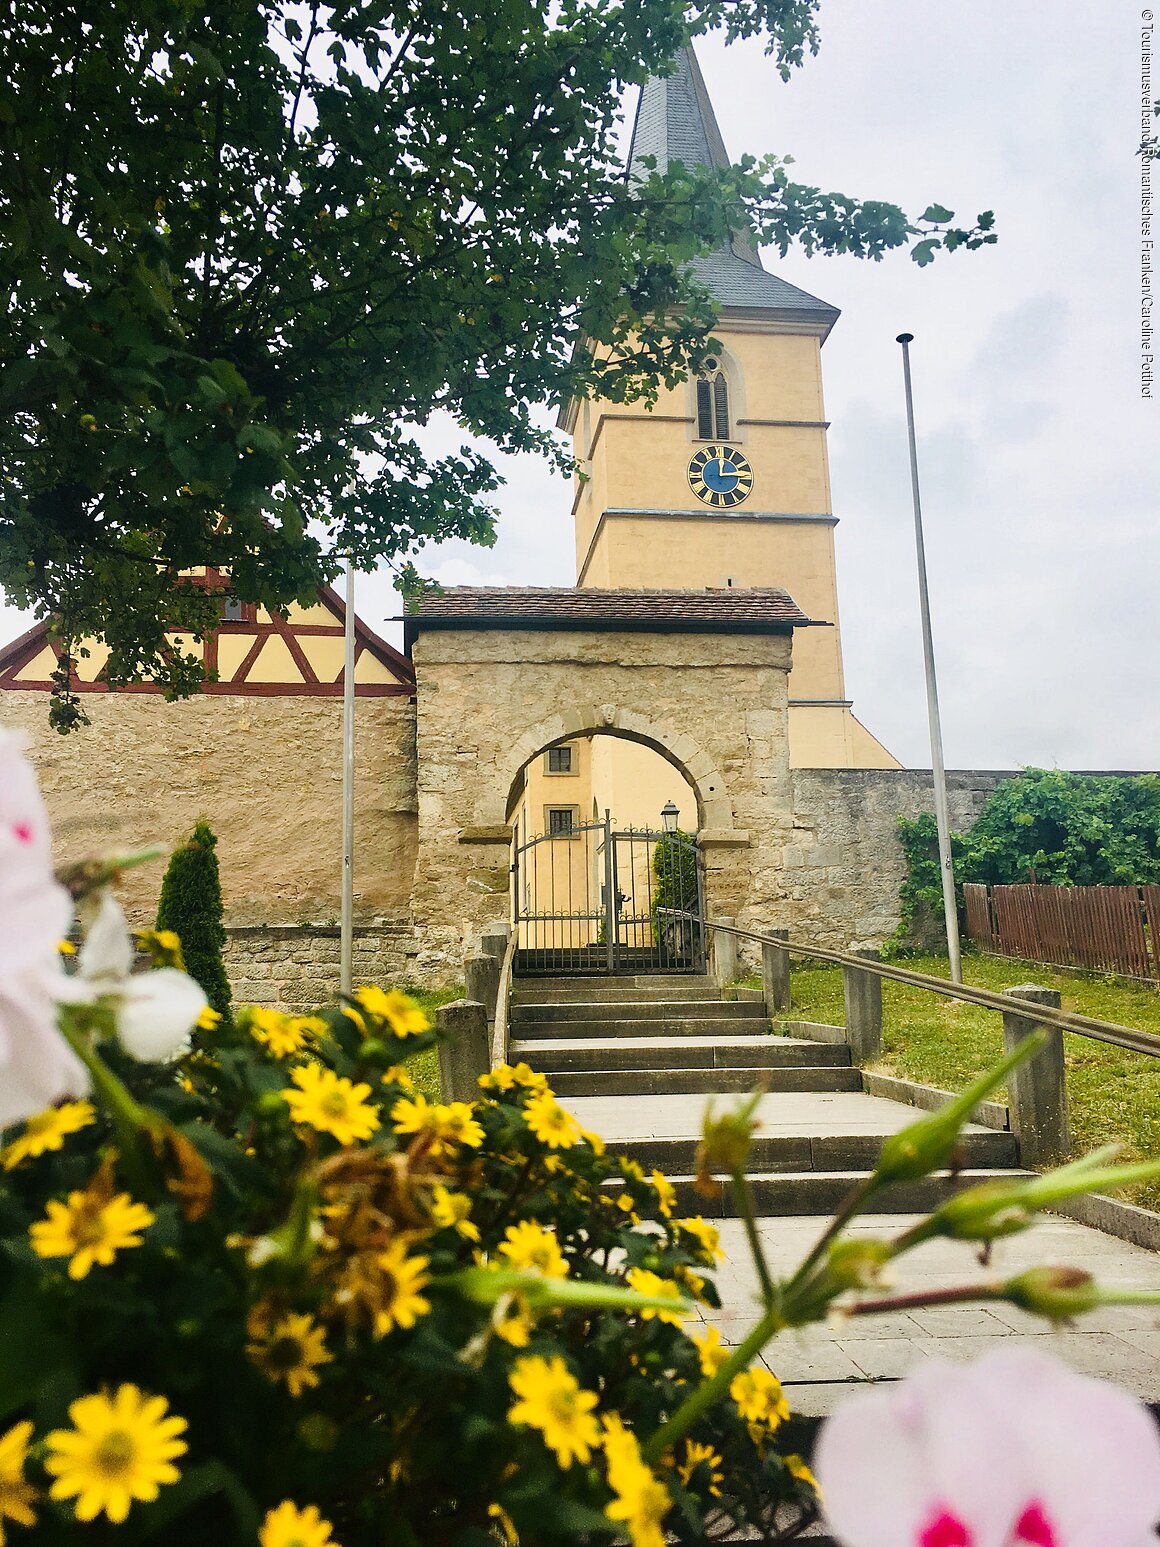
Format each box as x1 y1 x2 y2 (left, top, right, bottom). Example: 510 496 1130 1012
340 558 356 995
896 333 962 985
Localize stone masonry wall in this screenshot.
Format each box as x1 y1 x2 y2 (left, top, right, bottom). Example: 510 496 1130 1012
223 920 452 1013
784 769 1015 949
2 690 419 928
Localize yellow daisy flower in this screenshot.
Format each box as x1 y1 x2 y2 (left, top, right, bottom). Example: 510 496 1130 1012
429 1185 480 1241
479 1062 549 1095
691 1325 728 1377
372 1239 431 1337
248 1008 321 1060
493 1294 535 1347
650 1169 676 1219
195 1005 222 1033
0 1420 37 1539
259 1499 339 1547
625 1268 686 1325
135 929 185 969
44 1385 187 1524
507 1355 600 1469
675 1215 723 1264
785 1454 821 1495
382 1063 415 1091
390 1094 483 1153
353 985 430 1039
436 1101 485 1149
677 1439 724 1497
2 1101 95 1170
30 1189 155 1280
282 1064 379 1145
523 1090 579 1149
601 1414 671 1547
247 1311 333 1398
729 1366 790 1441
498 1220 568 1278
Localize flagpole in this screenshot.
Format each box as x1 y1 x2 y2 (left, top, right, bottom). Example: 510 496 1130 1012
340 557 356 996
897 333 962 985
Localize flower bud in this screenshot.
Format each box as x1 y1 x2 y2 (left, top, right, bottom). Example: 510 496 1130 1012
1003 1267 1100 1323
826 1237 893 1291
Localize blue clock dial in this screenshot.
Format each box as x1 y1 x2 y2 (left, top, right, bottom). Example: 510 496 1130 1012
687 445 753 509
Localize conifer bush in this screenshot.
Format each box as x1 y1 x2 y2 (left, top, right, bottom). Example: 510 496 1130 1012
155 821 231 1018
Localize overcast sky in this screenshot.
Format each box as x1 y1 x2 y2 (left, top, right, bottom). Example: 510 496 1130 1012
4 1 1155 771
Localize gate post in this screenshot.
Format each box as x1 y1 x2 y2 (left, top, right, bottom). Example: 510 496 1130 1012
762 930 791 1013
712 918 738 985
843 948 883 1064
436 1000 490 1102
602 810 616 973
1002 984 1069 1165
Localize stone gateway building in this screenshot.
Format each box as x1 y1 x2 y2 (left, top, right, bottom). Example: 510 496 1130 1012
0 49 1015 1000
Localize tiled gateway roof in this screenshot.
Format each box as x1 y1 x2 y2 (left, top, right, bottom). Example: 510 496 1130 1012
405 586 814 643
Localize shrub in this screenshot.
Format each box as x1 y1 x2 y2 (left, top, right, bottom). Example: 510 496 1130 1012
156 821 231 1017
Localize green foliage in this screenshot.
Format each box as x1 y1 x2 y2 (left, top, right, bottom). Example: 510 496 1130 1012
0 1 996 721
652 830 700 946
156 822 231 1017
891 772 1160 951
0 988 818 1544
961 770 1160 887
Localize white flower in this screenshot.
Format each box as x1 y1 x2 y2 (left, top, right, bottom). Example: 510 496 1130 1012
78 892 207 1063
814 1345 1160 1547
0 729 89 1127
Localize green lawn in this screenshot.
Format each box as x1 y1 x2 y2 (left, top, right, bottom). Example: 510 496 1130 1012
776 953 1160 1210
400 984 464 1101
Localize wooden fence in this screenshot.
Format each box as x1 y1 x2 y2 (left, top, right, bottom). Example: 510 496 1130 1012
963 882 1160 982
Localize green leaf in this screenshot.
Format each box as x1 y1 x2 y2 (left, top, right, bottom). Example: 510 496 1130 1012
920 203 954 223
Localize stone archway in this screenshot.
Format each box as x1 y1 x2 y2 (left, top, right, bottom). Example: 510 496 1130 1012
404 590 799 963
494 703 737 834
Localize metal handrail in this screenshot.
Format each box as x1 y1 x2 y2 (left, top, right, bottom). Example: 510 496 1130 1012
659 910 1160 1059
490 926 518 1070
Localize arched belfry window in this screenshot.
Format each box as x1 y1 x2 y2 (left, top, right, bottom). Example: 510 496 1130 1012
696 359 730 440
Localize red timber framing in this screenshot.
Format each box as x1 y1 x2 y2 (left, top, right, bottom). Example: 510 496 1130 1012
0 573 415 699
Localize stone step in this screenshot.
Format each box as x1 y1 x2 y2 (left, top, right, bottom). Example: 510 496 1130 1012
544 1065 863 1098
513 974 721 998
600 1128 1021 1175
512 998 766 1025
514 1015 776 1041
512 1036 853 1073
645 1168 1033 1219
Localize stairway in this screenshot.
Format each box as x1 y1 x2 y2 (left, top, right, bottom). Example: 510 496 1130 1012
509 972 1025 1217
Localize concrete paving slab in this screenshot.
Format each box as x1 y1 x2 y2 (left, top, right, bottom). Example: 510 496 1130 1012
697 1213 1160 1415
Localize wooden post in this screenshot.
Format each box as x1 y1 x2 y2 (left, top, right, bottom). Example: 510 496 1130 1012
762 930 790 1013
843 948 883 1064
712 917 738 985
464 953 501 1024
1002 984 1070 1165
436 1000 490 1102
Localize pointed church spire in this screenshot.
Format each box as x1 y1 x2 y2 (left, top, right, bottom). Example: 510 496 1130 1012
626 45 839 330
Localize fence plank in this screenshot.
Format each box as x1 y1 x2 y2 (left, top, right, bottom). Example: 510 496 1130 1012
976 883 1156 981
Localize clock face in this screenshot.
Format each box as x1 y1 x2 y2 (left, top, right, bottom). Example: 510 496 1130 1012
687 445 753 509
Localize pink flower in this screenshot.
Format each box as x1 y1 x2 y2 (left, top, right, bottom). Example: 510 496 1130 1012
0 729 89 1126
815 1345 1160 1547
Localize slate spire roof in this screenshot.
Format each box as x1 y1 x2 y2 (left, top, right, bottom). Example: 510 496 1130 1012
627 46 839 329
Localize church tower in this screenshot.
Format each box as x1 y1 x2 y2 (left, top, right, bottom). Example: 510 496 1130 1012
560 47 899 770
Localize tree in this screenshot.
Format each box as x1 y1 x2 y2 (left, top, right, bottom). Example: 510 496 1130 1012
156 820 232 1017
0 0 994 722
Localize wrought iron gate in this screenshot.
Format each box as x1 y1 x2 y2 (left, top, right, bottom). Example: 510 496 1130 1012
511 814 705 976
